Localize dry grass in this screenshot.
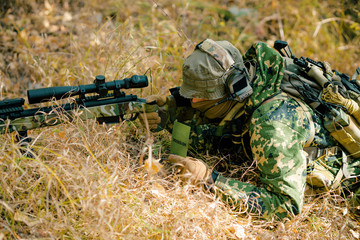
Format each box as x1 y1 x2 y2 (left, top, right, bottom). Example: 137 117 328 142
1 0 360 239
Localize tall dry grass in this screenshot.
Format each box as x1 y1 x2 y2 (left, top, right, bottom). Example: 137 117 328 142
0 0 360 239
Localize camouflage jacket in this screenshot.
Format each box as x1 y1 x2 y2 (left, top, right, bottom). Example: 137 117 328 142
164 42 335 155
162 42 344 219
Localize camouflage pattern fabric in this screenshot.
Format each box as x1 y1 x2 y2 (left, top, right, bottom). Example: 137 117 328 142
210 42 338 219
243 42 284 114
161 41 353 219
172 91 339 219
214 92 337 219
167 41 343 219
196 39 235 70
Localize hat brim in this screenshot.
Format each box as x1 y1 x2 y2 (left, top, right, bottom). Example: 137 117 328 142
180 80 227 100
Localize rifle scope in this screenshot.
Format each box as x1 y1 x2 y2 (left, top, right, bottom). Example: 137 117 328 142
27 75 148 104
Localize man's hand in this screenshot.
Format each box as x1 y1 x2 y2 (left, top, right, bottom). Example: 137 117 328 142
168 154 212 184
139 95 167 130
146 95 167 106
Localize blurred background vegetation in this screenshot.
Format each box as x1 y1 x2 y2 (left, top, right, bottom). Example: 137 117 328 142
0 0 359 239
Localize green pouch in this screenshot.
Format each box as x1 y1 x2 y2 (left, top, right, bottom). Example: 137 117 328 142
170 121 191 157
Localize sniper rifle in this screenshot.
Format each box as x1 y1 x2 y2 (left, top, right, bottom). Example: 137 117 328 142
0 74 156 141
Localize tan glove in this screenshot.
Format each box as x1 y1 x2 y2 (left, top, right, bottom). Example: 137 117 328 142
168 154 212 184
138 95 167 130
145 95 167 106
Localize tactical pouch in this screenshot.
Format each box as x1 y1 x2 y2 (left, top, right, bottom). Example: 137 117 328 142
325 114 360 158
305 146 345 191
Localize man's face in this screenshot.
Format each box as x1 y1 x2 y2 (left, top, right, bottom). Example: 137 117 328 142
191 97 236 119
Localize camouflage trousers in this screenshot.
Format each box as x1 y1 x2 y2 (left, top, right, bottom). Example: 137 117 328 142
214 93 338 219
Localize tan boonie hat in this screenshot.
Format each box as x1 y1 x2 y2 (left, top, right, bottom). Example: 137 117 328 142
180 39 244 100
